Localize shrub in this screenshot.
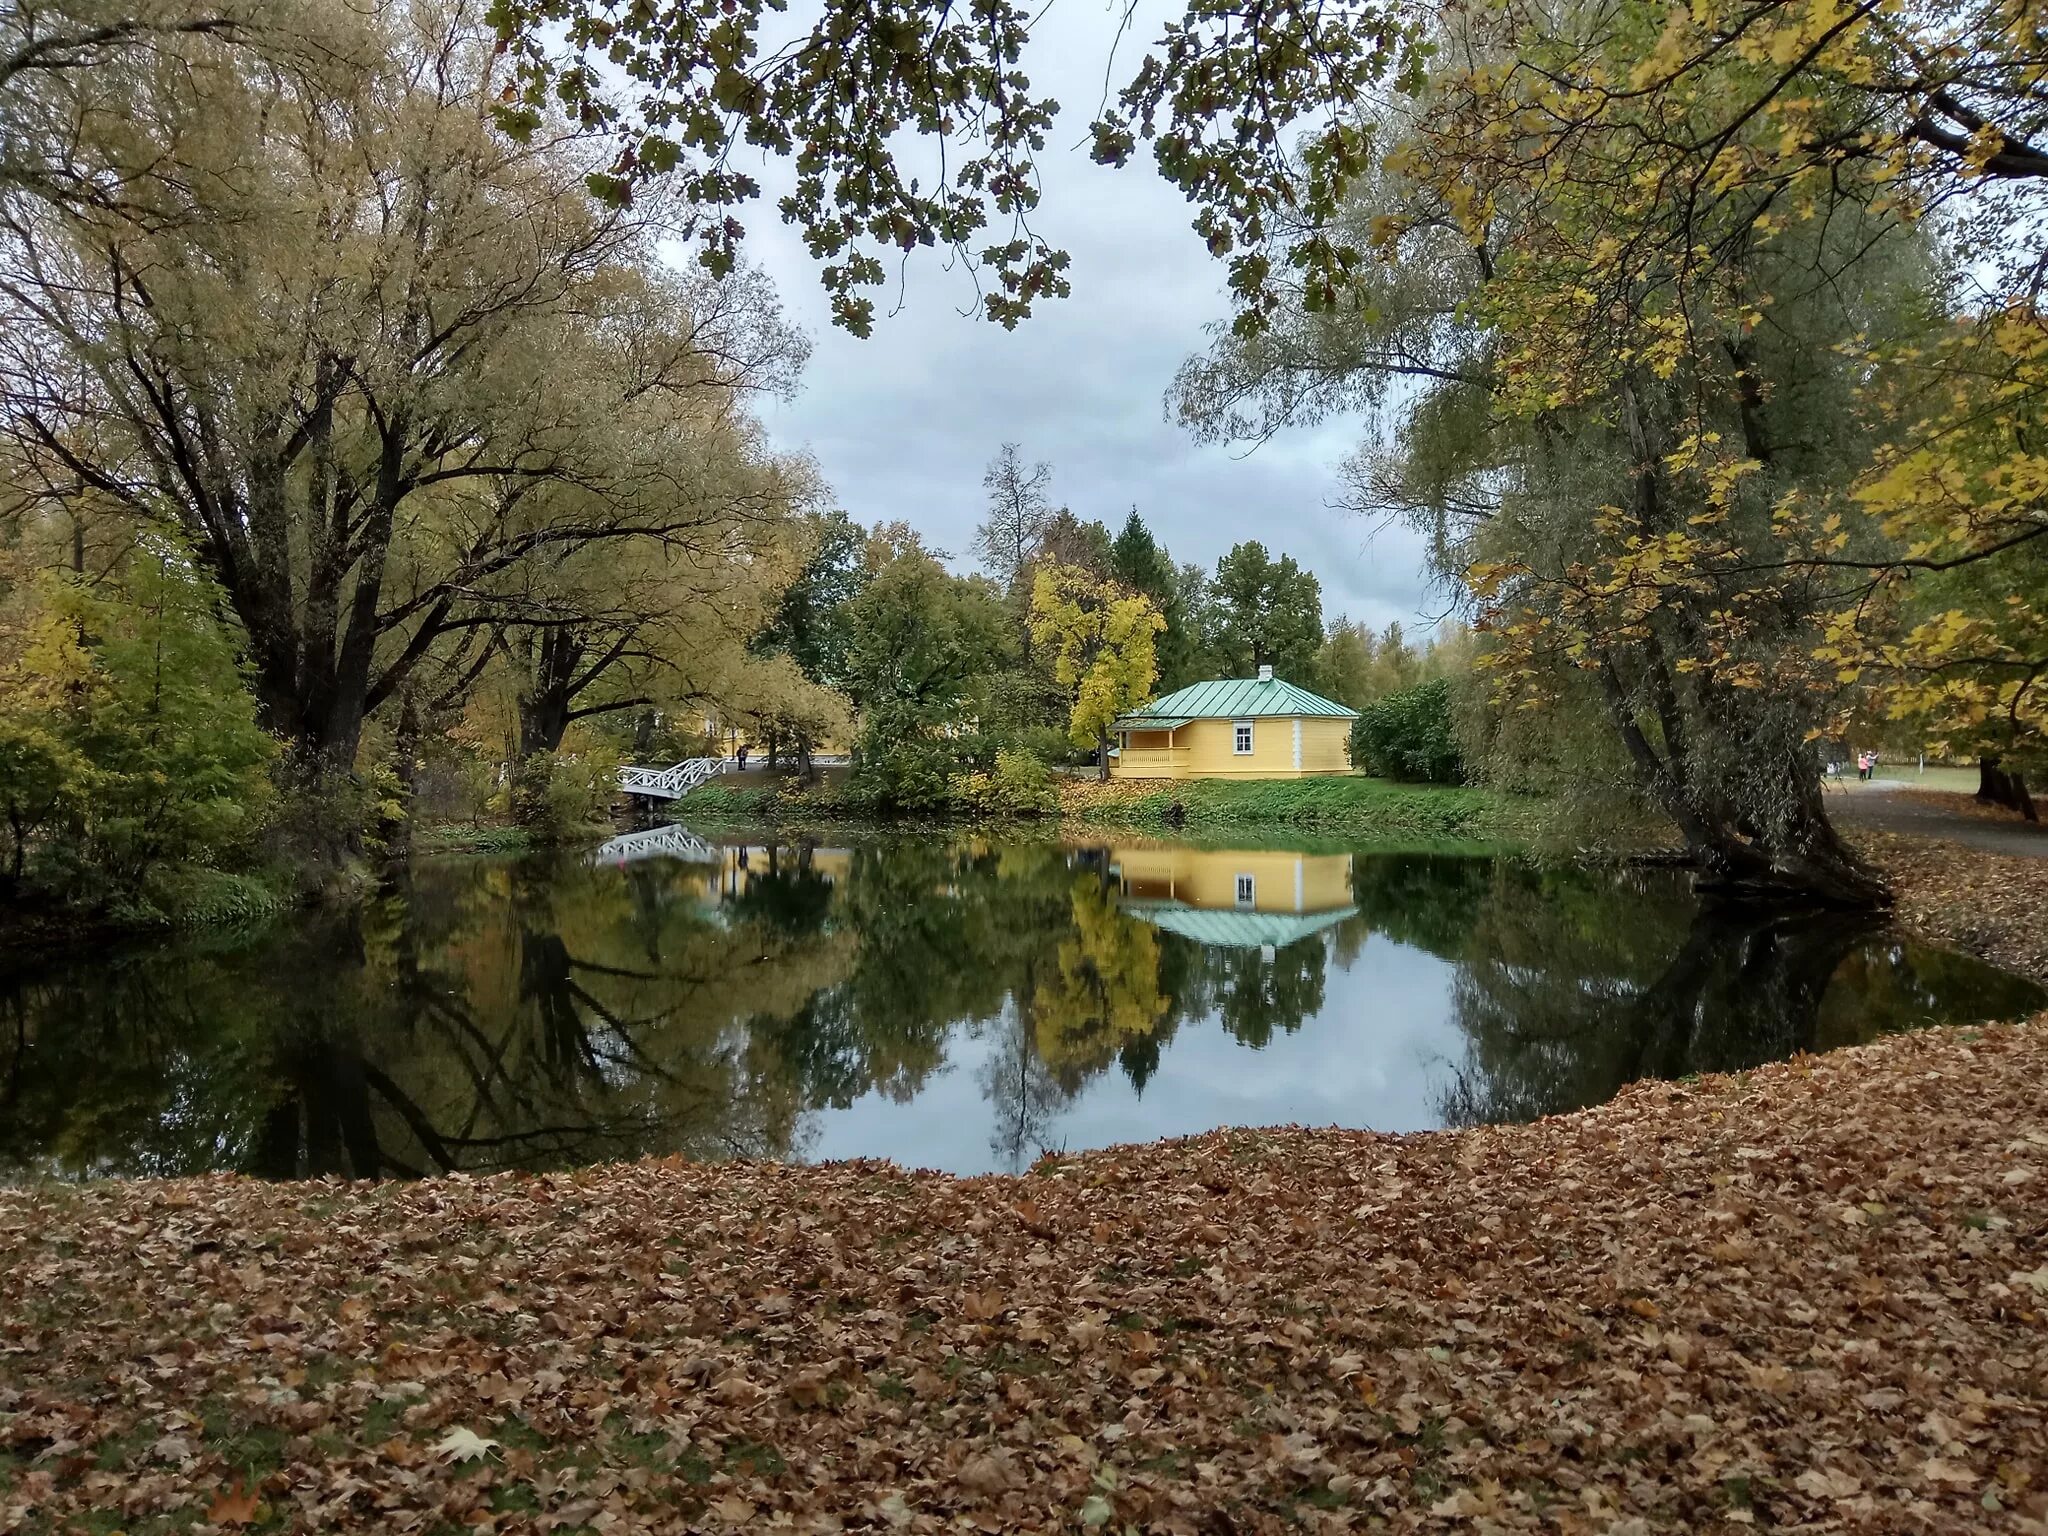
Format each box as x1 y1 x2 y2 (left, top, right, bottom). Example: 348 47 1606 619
511 746 621 843
949 748 1059 818
1351 680 1465 784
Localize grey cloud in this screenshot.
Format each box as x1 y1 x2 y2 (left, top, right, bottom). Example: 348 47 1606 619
730 0 1440 632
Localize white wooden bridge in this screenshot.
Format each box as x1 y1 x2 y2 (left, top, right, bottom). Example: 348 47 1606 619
591 823 722 866
617 757 732 800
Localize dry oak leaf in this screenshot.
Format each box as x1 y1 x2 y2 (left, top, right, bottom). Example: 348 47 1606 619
710 1494 756 1524
958 1451 1019 1493
786 1369 831 1408
434 1427 501 1464
1919 1457 1978 1486
1796 1467 1862 1500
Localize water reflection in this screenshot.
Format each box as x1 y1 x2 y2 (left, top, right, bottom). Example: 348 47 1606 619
3 834 2038 1179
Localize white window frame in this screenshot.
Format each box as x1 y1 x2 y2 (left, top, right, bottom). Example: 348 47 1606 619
1232 719 1255 755
1235 874 1256 908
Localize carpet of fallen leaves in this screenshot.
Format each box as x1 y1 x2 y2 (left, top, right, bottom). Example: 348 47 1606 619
1861 830 2048 984
6 1023 2048 1536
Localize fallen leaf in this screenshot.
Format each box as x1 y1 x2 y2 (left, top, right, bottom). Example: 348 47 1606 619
433 1427 500 1464
208 1483 261 1526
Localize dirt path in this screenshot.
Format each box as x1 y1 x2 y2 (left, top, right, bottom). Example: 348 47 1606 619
1827 781 2048 858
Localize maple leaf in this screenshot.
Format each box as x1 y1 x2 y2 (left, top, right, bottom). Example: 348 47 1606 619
960 1288 1006 1321
433 1427 501 1464
207 1482 262 1526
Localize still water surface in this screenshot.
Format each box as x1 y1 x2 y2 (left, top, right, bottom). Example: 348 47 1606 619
3 829 2038 1180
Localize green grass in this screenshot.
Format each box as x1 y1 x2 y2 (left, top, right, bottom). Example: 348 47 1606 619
671 784 780 817
414 823 538 853
1069 777 1511 840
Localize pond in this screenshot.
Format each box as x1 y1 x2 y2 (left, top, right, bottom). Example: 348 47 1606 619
3 829 2039 1181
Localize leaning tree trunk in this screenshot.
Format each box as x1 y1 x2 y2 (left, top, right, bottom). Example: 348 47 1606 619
1596 656 1890 910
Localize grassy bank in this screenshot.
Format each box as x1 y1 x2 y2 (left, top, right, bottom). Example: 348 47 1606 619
5 1019 2044 1532
667 774 1516 844
1060 774 1512 841
0 863 295 959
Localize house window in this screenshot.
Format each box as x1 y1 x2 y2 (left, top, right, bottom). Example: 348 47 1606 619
1235 874 1255 908
1233 720 1255 755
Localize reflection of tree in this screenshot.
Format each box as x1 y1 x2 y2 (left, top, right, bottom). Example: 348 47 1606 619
0 853 853 1179
724 845 836 937
1348 853 1496 960
1431 862 2044 1125
980 1004 1072 1173
1033 877 1172 1083
16 840 2029 1181
1204 940 1328 1049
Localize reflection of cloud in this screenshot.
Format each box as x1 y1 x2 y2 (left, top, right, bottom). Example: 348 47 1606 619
804 935 1468 1173
735 2 1441 629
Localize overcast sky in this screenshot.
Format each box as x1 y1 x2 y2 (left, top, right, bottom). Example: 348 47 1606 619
732 0 1446 632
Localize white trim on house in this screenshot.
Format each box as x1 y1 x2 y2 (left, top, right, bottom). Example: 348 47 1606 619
1233 720 1255 755
1292 718 1302 771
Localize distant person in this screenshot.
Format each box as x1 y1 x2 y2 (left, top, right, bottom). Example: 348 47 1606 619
736 743 748 770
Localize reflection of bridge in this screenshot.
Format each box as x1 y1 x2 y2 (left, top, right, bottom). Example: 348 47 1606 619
617 758 732 800
591 824 721 865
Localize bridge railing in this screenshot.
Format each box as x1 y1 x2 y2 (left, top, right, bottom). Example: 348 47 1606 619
617 757 730 799
591 824 721 865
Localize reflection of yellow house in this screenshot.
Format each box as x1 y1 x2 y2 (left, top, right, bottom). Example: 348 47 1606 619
1109 667 1359 780
1110 846 1358 948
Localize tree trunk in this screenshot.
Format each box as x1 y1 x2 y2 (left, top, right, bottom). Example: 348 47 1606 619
1597 658 1888 909
1096 726 1111 782
516 629 582 760
1978 756 2040 821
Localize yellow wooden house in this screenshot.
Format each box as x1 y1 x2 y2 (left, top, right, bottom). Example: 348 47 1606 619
1108 666 1360 780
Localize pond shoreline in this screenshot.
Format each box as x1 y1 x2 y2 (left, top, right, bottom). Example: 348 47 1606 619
6 1017 2043 1532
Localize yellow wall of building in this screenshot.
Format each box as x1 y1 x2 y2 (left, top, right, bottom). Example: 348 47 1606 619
1299 716 1353 774
1112 847 1354 912
1111 714 1355 779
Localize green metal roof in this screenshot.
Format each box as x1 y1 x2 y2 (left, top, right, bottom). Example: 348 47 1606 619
1122 901 1359 950
1114 675 1360 728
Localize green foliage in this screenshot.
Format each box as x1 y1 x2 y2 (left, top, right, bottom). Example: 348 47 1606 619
1110 511 1203 692
1207 542 1324 682
1352 680 1464 784
757 510 869 690
844 546 1014 813
0 556 277 907
1074 776 1502 839
510 746 621 844
128 866 292 930
950 749 1060 819
847 709 963 815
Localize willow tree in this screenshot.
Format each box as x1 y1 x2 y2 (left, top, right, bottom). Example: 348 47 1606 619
0 2 789 812
1156 0 1954 901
